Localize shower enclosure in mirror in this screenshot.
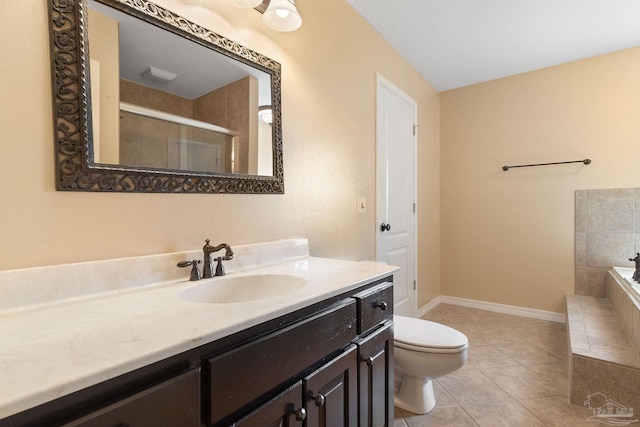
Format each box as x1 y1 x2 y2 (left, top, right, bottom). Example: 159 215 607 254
48 0 284 193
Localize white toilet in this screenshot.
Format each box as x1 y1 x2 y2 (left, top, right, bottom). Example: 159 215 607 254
393 315 469 414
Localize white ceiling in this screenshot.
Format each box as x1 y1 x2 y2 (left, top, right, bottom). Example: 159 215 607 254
89 0 271 103
345 0 640 91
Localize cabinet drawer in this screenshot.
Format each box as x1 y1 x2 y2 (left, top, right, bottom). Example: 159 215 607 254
62 369 200 427
353 282 393 334
205 299 357 425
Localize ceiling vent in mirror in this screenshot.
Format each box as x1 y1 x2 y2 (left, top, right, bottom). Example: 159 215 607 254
141 66 178 83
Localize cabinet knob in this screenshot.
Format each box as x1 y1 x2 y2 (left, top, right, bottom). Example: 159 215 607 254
309 392 326 407
293 407 307 422
374 301 388 311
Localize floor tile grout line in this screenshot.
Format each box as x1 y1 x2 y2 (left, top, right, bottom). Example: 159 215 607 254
455 403 482 426
433 378 460 408
477 361 569 398
459 398 550 426
516 396 589 426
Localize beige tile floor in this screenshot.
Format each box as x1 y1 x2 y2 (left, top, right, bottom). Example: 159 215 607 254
394 304 599 427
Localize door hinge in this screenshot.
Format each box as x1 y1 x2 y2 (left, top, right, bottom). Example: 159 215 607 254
413 124 421 136
413 280 417 291
413 203 416 213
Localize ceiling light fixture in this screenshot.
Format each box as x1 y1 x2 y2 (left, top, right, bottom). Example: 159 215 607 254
262 0 302 32
229 0 263 8
258 105 273 125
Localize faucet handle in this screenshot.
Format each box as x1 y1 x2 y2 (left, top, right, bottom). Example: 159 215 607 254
177 260 202 281
215 257 226 276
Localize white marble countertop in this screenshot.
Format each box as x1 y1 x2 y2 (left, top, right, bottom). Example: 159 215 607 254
0 253 397 419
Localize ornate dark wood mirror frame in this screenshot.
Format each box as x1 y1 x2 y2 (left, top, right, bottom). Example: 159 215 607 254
47 0 284 193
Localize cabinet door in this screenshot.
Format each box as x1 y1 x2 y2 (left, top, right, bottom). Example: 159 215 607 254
62 369 200 427
356 322 394 427
233 381 306 427
303 345 358 427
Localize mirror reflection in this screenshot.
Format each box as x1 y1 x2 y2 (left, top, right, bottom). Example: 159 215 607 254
48 0 283 193
88 0 274 176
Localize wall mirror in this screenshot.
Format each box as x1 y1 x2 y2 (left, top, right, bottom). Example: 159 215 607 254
48 0 283 193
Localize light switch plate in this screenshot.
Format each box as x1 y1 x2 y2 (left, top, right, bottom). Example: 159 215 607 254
356 196 367 214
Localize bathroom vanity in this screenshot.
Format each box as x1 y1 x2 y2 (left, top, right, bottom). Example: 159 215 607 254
0 240 397 426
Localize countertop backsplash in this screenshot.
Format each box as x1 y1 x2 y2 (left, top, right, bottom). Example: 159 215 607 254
0 238 310 312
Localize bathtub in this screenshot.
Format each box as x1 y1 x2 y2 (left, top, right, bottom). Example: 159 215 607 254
612 267 640 301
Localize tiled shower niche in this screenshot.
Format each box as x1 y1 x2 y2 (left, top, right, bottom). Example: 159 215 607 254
575 188 640 297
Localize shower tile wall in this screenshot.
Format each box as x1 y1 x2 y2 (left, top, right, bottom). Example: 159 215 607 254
575 188 640 297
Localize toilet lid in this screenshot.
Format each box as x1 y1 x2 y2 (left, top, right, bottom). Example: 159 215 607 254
394 315 468 353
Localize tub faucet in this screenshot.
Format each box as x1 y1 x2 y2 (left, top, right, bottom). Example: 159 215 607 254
203 239 234 278
629 253 640 282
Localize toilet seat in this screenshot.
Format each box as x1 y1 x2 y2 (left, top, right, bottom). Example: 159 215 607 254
394 315 468 354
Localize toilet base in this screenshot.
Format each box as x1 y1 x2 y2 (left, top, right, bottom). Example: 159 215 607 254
394 375 436 415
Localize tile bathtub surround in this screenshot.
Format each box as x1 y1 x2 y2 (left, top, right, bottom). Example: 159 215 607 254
570 355 640 416
565 294 640 417
394 304 598 427
0 238 310 311
574 188 639 297
565 295 640 368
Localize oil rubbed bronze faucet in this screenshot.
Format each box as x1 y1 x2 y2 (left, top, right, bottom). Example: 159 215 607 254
629 253 640 282
202 239 234 278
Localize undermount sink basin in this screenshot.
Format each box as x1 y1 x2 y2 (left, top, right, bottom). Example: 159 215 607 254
180 274 308 304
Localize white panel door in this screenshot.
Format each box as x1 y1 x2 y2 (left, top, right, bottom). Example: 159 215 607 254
376 74 417 317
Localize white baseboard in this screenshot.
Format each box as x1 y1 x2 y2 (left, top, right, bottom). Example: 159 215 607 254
416 295 565 324
416 296 441 318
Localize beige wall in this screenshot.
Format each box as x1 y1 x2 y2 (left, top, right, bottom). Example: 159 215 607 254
440 47 640 313
88 8 120 164
0 0 440 307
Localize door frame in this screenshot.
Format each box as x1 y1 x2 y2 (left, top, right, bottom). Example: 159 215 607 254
374 73 418 317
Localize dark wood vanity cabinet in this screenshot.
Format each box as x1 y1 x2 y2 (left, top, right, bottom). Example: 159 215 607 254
203 279 394 427
229 345 359 427
233 381 306 427
61 369 201 427
204 299 358 425
356 322 394 427
353 282 394 335
353 281 395 427
303 344 358 427
0 277 393 427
